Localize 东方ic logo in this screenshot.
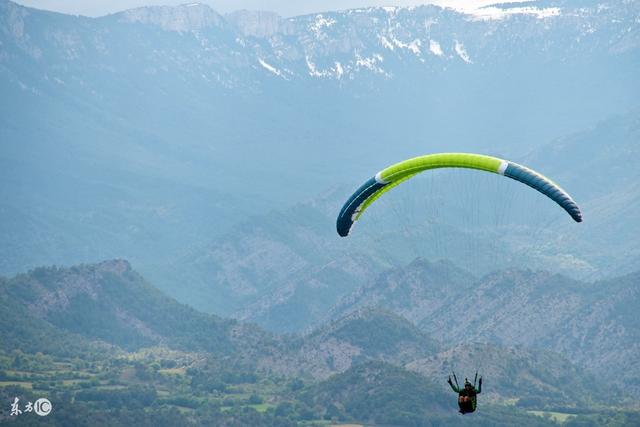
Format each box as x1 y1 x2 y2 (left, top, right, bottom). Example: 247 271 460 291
34 398 52 416
10 397 52 417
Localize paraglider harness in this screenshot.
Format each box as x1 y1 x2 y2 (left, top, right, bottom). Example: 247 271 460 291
448 372 482 414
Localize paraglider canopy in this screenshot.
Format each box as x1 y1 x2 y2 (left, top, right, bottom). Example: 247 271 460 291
336 153 582 237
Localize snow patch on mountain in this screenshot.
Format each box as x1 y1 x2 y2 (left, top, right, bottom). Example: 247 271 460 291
310 14 336 41
390 35 422 56
454 40 472 63
305 56 343 79
258 58 287 79
335 61 344 78
431 0 561 22
468 6 561 21
379 35 394 50
355 53 387 76
429 39 444 56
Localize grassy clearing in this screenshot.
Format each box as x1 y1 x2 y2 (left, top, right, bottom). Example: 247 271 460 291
248 403 273 413
95 385 128 391
61 379 85 386
173 405 196 414
158 367 186 375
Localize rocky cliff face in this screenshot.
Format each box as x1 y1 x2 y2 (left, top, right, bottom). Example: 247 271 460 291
120 4 226 32
226 10 285 38
12 259 135 318
3 0 638 86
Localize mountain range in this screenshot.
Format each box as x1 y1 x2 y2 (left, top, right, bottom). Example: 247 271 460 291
0 260 621 406
1 0 639 294
1 260 633 391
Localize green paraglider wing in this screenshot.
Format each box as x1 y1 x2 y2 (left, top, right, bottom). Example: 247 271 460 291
336 153 582 237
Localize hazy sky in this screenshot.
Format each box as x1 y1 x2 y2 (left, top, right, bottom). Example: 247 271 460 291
14 0 495 17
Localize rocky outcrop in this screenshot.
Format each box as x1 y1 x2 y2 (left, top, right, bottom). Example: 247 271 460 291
226 10 285 38
119 3 224 32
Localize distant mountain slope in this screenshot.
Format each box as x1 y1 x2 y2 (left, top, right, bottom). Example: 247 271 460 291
333 260 640 387
0 280 106 358
299 360 560 426
431 270 640 388
274 308 440 379
169 197 394 328
165 200 475 329
1 259 610 407
0 260 277 359
326 258 475 326
1 260 442 380
163 111 639 325
0 260 438 380
407 343 605 407
521 113 640 278
1 0 638 292
300 361 452 423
